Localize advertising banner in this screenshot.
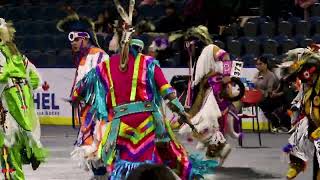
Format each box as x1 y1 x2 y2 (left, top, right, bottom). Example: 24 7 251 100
35 68 269 130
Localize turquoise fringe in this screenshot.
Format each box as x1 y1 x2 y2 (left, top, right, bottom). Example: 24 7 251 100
147 60 168 142
189 154 219 179
78 69 108 120
110 159 153 180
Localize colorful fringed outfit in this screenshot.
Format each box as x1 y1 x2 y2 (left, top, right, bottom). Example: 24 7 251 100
279 47 320 179
0 19 47 180
70 46 110 175
179 44 242 164
56 14 110 178
72 52 195 179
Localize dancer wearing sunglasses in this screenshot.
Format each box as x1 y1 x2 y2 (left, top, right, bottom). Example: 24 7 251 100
57 14 109 180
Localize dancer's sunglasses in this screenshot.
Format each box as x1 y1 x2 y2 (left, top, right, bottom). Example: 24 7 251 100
68 32 90 42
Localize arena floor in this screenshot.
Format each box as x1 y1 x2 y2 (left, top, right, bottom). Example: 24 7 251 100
23 126 312 180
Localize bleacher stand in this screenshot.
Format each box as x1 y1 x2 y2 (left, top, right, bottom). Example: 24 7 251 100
1 0 320 68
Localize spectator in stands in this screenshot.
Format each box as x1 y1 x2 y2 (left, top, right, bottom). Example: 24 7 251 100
295 0 317 19
134 19 155 35
127 164 179 180
253 55 288 132
95 9 114 35
260 0 280 20
139 0 157 6
295 0 317 9
183 0 206 28
148 36 175 66
270 76 298 131
156 3 183 33
59 3 76 16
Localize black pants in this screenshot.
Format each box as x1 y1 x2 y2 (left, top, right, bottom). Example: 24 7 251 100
314 150 319 180
258 96 284 128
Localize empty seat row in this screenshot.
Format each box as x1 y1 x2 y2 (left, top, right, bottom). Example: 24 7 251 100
15 34 70 51
226 36 315 57
241 19 320 38
25 49 73 68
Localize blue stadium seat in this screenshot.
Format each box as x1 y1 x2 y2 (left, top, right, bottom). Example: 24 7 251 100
13 20 26 36
243 38 260 56
14 36 24 51
7 7 27 21
54 34 70 49
299 38 313 48
294 34 309 47
256 35 269 44
278 21 293 37
34 20 48 34
43 6 68 20
243 21 258 37
260 53 277 64
24 21 46 35
39 34 55 51
213 40 225 49
44 20 60 35
274 34 289 44
288 16 302 25
0 8 8 19
260 21 275 37
262 39 278 55
38 52 57 67
311 3 320 17
247 17 267 24
227 39 242 57
313 34 320 43
280 38 298 54
56 49 73 68
241 54 256 68
138 4 165 21
222 24 239 37
77 6 97 19
96 34 107 50
23 35 39 51
310 17 320 35
295 20 310 37
25 6 44 20
25 50 42 66
159 57 176 68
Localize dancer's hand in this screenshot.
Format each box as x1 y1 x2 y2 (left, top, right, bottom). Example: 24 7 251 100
192 131 204 140
62 97 73 104
179 111 199 134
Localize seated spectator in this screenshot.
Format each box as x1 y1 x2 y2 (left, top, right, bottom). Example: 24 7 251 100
148 36 175 66
253 55 288 132
139 0 157 6
156 3 183 33
126 164 179 180
270 77 298 131
295 0 317 19
95 9 114 35
183 0 206 28
59 3 76 15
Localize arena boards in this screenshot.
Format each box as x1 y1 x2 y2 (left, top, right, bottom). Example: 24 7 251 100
35 68 269 130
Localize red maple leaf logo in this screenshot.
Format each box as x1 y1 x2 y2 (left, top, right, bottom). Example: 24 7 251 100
21 105 28 110
42 81 50 91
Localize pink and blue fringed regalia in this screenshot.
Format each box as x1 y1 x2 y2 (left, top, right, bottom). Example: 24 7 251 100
72 51 203 179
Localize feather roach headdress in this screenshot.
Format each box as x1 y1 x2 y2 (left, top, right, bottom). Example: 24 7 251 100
57 14 100 47
113 0 135 71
